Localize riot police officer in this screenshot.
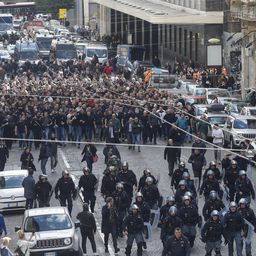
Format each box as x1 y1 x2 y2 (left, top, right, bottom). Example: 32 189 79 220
162 227 190 256
175 180 192 209
101 166 118 198
160 195 176 223
171 162 189 190
200 170 221 200
141 177 160 209
223 201 244 256
182 172 197 198
204 161 221 181
138 169 157 191
201 210 223 256
78 167 98 213
224 160 240 201
117 161 137 204
123 204 144 256
35 174 52 207
235 170 255 203
161 206 183 246
202 190 225 221
112 182 130 237
178 195 200 248
55 170 76 215
238 198 256 256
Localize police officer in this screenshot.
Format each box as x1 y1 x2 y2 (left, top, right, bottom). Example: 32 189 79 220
77 203 98 256
202 190 225 221
160 195 176 223
171 162 189 190
201 210 223 256
223 202 244 256
175 180 191 209
117 161 137 204
134 192 151 249
162 227 190 256
161 206 183 246
200 170 221 200
101 166 118 198
204 161 221 181
235 170 255 203
182 172 197 198
35 174 52 207
112 183 130 237
123 204 144 256
78 167 98 213
238 198 256 256
178 195 200 248
138 169 157 191
141 177 160 209
224 160 239 201
55 170 76 215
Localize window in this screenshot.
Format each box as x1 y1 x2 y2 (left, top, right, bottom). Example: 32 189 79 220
184 29 187 56
195 33 198 61
169 25 172 50
189 31 193 59
179 28 182 54
174 26 177 52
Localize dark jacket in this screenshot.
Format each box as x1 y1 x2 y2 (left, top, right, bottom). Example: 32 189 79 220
135 200 151 222
55 177 76 198
178 205 199 226
101 205 118 234
112 190 130 211
0 145 8 163
81 144 97 162
224 167 239 188
138 174 157 191
161 215 183 241
188 153 206 171
123 213 144 234
141 184 160 208
201 219 223 242
35 180 52 201
78 174 97 193
171 168 189 188
38 143 50 161
235 177 255 199
202 199 225 221
101 174 117 197
199 178 220 198
22 175 35 199
117 170 137 198
77 210 96 233
164 145 178 162
223 210 244 233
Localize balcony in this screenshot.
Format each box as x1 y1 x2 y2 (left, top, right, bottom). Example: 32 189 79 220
231 0 256 20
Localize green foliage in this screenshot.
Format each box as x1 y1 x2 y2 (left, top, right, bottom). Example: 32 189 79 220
35 0 75 18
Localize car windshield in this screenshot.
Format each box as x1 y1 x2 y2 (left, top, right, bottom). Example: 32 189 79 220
37 41 52 50
87 48 107 58
20 51 39 60
56 50 76 59
197 107 207 116
0 175 25 189
233 119 256 129
194 88 206 96
24 214 72 232
208 116 227 125
208 90 230 99
76 45 85 52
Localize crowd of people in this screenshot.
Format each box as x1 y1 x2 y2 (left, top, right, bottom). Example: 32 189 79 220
0 38 255 256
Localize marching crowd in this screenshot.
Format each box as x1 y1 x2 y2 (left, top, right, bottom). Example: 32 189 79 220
0 54 255 256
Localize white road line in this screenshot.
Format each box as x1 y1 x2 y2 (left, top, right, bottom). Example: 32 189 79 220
60 148 116 256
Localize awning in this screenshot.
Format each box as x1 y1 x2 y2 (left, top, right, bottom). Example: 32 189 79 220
94 0 223 24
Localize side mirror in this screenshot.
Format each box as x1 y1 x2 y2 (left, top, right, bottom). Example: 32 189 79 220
15 226 21 232
74 221 80 229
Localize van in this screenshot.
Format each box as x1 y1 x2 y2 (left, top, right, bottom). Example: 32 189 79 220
84 43 108 64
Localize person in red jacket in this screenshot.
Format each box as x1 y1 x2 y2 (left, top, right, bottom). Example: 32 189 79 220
103 63 112 76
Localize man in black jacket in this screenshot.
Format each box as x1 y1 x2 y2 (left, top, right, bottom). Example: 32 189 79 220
35 175 52 207
164 139 178 176
0 140 8 171
77 203 98 255
55 170 76 215
78 167 98 213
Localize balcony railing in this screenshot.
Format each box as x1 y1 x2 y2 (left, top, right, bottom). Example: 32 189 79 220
231 4 256 21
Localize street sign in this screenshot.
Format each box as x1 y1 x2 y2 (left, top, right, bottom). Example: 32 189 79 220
59 8 67 19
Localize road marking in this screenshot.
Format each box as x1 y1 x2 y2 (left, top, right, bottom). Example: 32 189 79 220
60 148 116 256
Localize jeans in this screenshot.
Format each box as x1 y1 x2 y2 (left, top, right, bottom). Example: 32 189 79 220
41 158 48 174
17 132 26 148
55 127 65 141
125 233 144 256
85 126 93 141
28 130 34 148
104 226 118 250
74 126 82 144
59 195 73 215
25 198 34 209
42 127 49 140
83 192 96 213
50 155 58 169
80 227 96 254
205 240 221 255
168 160 175 176
227 232 242 256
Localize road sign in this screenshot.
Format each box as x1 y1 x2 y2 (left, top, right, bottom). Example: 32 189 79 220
59 8 67 19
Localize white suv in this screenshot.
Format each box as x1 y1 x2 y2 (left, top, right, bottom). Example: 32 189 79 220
16 207 82 256
223 115 256 148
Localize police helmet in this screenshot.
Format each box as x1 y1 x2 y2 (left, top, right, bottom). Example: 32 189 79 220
145 177 153 185
239 170 246 176
229 201 237 208
231 160 237 165
40 174 47 180
136 192 143 198
122 161 129 168
169 206 177 215
144 169 151 175
210 161 216 166
238 198 248 205
178 180 186 187
209 190 218 200
210 210 219 217
116 183 124 190
166 195 175 202
83 202 89 211
131 204 139 210
183 195 190 201
83 167 91 173
179 162 185 168
182 172 190 179
184 191 193 198
207 170 215 176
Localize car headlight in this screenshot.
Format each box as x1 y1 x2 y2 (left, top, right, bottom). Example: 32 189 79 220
63 238 72 245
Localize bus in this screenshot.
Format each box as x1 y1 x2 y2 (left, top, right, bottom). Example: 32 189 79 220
0 2 35 15
0 13 13 34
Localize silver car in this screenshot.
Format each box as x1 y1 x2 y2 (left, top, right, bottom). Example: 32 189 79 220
0 169 27 211
16 207 82 256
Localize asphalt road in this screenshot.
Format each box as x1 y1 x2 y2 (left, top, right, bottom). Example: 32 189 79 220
3 138 256 256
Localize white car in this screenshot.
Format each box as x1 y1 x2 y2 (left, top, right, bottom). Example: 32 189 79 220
0 50 11 60
240 106 256 116
0 169 28 211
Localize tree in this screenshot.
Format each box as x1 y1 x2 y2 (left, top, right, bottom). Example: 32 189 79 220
35 0 75 18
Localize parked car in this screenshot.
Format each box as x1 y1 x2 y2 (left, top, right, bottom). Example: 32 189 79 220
15 207 82 256
240 106 256 116
0 169 28 212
